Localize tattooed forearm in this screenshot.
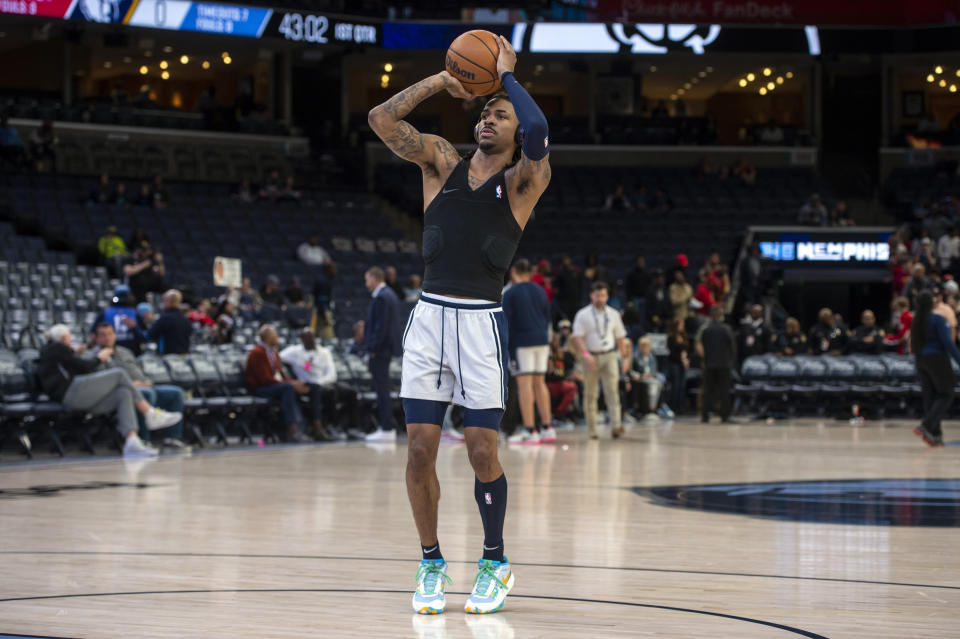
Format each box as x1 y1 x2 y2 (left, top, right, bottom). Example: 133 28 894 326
376 74 446 121
383 121 425 160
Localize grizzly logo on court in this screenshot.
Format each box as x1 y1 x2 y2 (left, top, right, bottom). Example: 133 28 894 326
446 56 476 81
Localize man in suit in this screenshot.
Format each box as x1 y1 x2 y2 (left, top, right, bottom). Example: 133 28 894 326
363 266 404 442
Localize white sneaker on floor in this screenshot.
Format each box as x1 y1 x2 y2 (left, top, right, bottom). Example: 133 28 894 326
539 426 557 443
144 408 182 431
123 434 159 458
464 558 514 614
365 428 397 442
507 429 541 445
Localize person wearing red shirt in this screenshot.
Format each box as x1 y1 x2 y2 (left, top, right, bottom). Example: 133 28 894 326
694 271 717 317
245 324 313 442
885 296 913 355
531 258 554 303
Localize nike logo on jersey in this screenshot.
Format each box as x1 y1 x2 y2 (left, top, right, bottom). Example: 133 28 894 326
442 188 458 194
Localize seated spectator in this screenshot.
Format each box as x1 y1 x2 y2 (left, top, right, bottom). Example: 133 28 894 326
758 119 785 145
134 182 153 206
239 277 262 319
405 274 423 302
92 322 188 451
92 285 147 356
37 324 182 458
739 304 772 363
885 296 913 354
122 245 165 302
129 227 151 251
285 277 305 305
348 320 366 356
903 263 934 306
213 299 236 345
111 182 130 207
90 173 113 205
545 328 579 425
829 201 854 227
187 299 216 327
774 317 806 357
808 308 847 355
147 289 193 355
646 270 672 332
938 226 960 275
731 156 757 186
385 265 405 299
232 177 258 203
245 324 314 443
278 175 302 202
669 269 693 320
313 264 337 339
280 328 360 439
151 175 169 208
648 187 673 214
259 169 282 200
260 275 286 308
694 269 717 317
847 310 885 354
916 237 937 272
625 337 670 419
625 255 650 313
98 225 128 277
297 235 331 266
604 184 633 211
137 302 156 328
0 115 26 168
29 119 57 172
798 194 827 226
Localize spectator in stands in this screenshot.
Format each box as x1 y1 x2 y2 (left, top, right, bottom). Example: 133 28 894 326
582 255 608 301
213 300 236 345
129 227 151 251
555 256 581 321
696 305 736 423
123 245 165 303
137 302 155 329
98 225 128 277
259 169 282 200
798 194 827 226
758 119 785 145
829 201 854 227
92 285 146 356
649 188 673 214
92 322 188 451
626 336 672 419
916 237 937 272
0 115 26 168
739 304 771 363
232 177 258 203
348 320 365 356
147 289 193 355
29 119 57 173
38 324 182 458
891 253 913 298
646 270 672 332
572 281 630 439
134 182 153 207
847 309 885 355
238 277 262 320
604 184 633 211
187 299 216 329
384 265 405 300
903 263 934 307
774 317 806 357
731 156 757 186
278 176 302 202
885 296 913 354
361 266 403 442
246 324 314 443
111 182 129 207
742 245 764 305
669 269 694 321
934 282 958 342
666 318 690 413
313 264 337 339
280 328 358 441
260 275 286 309
694 269 717 317
89 173 113 205
151 175 169 208
545 329 578 426
911 289 960 447
808 308 847 356
531 259 554 303
405 274 423 302
285 277 306 306
625 255 650 315
297 235 331 266
938 227 960 276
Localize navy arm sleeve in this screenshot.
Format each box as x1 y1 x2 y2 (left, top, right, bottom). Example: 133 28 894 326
500 72 549 161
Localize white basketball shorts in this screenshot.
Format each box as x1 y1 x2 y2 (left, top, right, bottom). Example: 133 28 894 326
400 293 509 429
513 344 550 375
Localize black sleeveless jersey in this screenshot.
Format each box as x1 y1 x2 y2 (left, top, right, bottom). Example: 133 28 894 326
421 157 523 302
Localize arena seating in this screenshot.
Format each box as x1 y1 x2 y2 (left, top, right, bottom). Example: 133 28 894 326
884 165 960 221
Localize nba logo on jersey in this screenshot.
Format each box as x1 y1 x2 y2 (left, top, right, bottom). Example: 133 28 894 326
485 492 493 505
495 185 503 199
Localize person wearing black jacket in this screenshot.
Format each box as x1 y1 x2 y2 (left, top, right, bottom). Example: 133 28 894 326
808 308 847 356
646 270 672 332
37 325 182 457
774 317 806 356
847 310 885 355
696 305 737 423
738 304 771 364
147 289 193 355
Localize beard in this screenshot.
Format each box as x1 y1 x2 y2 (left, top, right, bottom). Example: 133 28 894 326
478 138 496 152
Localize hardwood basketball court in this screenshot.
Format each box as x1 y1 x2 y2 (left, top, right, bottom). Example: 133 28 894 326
0 418 957 638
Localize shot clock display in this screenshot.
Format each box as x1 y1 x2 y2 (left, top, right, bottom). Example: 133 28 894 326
270 11 379 45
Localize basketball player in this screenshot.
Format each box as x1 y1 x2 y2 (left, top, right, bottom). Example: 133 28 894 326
368 35 550 615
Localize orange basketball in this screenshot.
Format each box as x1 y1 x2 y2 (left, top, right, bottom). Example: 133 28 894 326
445 30 501 96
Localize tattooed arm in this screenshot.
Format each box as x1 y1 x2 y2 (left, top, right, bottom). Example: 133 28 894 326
368 71 470 178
